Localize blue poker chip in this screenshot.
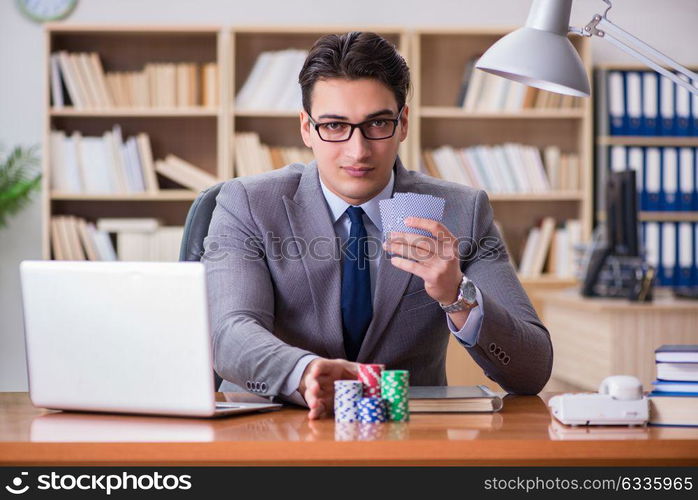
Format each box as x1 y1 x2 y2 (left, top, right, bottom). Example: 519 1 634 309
357 397 388 423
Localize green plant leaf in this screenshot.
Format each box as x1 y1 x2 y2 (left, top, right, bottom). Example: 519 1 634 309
0 144 42 229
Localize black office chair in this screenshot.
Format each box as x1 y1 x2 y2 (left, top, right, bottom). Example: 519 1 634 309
179 182 225 390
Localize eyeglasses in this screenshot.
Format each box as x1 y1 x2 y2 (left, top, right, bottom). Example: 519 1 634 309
307 107 404 142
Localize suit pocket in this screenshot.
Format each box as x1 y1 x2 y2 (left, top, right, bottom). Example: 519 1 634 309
398 288 437 312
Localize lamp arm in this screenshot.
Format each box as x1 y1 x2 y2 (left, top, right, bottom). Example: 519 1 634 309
571 13 698 95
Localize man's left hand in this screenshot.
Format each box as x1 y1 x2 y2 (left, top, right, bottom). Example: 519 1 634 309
383 217 462 305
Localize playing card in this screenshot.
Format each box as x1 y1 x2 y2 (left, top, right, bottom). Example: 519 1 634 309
379 193 446 240
394 193 445 222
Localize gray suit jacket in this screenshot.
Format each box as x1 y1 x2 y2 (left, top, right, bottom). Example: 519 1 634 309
203 156 553 396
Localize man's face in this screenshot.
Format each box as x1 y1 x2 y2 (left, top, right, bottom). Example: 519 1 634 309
300 78 409 206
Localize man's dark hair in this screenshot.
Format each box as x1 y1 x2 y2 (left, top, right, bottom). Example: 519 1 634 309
298 31 410 114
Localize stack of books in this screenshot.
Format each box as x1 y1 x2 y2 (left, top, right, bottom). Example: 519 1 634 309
456 57 581 111
421 144 580 193
96 218 184 262
648 344 698 427
518 218 583 278
50 127 219 195
234 49 307 111
50 215 117 261
51 51 218 109
408 385 502 413
50 216 184 262
234 132 314 177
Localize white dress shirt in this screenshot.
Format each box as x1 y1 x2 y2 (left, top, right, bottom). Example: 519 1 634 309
279 170 484 405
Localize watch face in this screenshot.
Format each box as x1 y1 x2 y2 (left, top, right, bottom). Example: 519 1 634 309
460 278 477 303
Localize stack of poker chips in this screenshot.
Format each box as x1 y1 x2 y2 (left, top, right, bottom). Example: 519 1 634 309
334 380 363 423
358 364 384 398
357 397 389 423
334 364 411 424
381 370 410 421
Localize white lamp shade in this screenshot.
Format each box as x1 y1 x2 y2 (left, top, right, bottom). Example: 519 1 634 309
475 26 591 97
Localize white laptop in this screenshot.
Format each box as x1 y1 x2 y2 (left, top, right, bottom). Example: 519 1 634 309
19 260 281 418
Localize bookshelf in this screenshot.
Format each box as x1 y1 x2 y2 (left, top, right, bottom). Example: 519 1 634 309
43 25 229 259
229 26 410 172
44 25 593 277
594 64 698 290
594 63 698 215
411 29 594 303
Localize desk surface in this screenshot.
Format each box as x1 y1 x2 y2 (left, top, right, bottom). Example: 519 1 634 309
1 393 697 466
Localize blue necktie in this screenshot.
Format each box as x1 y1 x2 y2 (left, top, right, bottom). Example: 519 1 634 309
341 206 373 362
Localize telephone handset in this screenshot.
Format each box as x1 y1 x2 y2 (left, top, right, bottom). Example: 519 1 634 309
548 375 649 426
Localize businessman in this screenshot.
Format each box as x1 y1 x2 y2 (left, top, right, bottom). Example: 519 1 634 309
203 31 553 419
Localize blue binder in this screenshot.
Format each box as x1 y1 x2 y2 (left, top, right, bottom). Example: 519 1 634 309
694 223 698 287
626 71 643 136
676 75 692 137
679 147 695 211
641 71 659 136
608 71 626 135
662 222 677 287
644 147 662 211
692 91 698 137
661 147 679 211
628 147 645 210
695 147 698 210
677 222 693 287
659 75 676 136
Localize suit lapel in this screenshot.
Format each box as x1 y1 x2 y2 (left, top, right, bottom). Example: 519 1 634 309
283 157 416 362
283 161 346 359
357 157 415 362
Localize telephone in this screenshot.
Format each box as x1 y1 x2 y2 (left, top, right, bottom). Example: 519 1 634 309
548 375 649 426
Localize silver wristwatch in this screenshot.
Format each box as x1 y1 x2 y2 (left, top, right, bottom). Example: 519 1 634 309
439 275 478 313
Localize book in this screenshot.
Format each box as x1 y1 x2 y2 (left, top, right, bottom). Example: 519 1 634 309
155 155 219 192
50 217 66 260
51 51 217 110
648 391 698 427
652 380 698 393
529 217 556 277
97 217 161 233
408 385 503 413
420 143 578 194
518 227 541 277
655 345 698 363
656 362 698 382
235 50 307 110
50 215 118 262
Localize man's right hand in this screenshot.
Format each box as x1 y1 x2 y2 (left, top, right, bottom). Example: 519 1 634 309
298 358 359 420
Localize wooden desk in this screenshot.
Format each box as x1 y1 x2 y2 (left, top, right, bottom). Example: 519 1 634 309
1 393 697 466
539 288 698 391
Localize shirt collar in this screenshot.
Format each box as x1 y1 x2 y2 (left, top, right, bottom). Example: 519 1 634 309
319 168 395 232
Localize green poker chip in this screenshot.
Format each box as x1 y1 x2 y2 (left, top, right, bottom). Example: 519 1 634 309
380 370 410 421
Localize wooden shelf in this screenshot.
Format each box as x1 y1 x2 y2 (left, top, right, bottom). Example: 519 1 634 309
489 191 584 202
519 275 578 286
233 109 300 118
639 212 698 222
51 190 200 201
598 136 698 147
44 24 221 34
50 107 219 117
420 107 585 119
